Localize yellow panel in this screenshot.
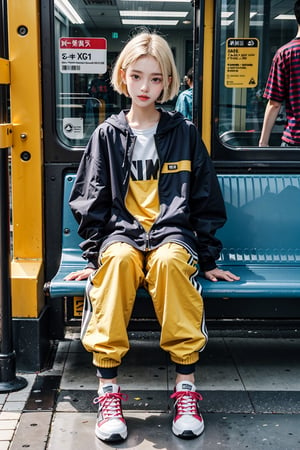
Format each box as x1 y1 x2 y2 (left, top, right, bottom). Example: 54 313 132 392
11 261 44 317
0 124 13 148
0 58 10 84
8 0 44 317
202 1 214 154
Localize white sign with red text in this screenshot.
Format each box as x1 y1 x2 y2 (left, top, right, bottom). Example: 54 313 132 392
59 37 107 74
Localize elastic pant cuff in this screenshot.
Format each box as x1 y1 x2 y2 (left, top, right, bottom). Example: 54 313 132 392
96 367 118 379
175 363 195 375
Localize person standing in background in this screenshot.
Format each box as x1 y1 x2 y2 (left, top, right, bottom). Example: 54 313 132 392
259 0 300 147
175 68 193 120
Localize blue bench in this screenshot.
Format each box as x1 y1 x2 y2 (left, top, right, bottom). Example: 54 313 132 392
45 173 300 314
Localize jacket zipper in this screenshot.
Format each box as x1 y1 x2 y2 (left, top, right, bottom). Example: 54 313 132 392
144 232 150 251
144 137 162 251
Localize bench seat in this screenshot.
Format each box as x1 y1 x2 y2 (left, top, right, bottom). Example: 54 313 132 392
46 173 300 302
48 258 300 300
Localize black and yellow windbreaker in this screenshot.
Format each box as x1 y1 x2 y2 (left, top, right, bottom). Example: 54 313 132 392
69 108 226 272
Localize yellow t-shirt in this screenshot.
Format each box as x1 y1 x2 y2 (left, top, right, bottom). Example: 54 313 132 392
125 124 160 232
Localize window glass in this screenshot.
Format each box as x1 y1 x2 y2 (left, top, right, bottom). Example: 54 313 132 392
54 0 193 148
216 0 297 148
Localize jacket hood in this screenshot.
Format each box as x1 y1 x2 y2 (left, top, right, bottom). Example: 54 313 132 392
104 108 187 135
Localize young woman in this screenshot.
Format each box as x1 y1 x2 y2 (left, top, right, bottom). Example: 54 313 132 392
65 32 239 443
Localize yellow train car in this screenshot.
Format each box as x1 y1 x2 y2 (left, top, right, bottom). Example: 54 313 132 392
1 0 300 371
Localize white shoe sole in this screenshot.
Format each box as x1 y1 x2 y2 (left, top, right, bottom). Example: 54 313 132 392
95 422 127 442
172 419 204 439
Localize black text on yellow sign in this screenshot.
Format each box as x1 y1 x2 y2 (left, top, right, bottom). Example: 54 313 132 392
225 38 259 88
73 297 84 317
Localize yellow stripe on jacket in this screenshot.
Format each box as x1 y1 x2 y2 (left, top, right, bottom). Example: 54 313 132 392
161 160 191 173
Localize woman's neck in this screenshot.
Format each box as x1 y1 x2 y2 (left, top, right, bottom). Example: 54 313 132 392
126 105 160 130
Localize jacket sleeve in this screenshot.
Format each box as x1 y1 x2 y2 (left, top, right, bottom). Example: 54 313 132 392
69 127 112 268
175 92 189 118
189 127 226 271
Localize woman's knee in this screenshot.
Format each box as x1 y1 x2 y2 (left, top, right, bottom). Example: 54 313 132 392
102 242 141 268
151 243 186 268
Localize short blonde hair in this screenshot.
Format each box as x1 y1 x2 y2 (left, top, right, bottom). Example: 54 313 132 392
111 32 180 103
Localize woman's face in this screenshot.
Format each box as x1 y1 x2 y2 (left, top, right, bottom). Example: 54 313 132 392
121 55 166 107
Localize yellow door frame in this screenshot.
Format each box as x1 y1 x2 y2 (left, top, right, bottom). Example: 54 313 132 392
7 0 44 317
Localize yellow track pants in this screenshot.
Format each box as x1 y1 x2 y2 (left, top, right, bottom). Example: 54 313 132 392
81 242 207 369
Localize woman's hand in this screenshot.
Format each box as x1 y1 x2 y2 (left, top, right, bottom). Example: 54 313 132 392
64 268 95 281
204 267 240 282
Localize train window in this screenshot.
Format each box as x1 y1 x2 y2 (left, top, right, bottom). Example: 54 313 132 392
215 0 298 151
53 0 193 149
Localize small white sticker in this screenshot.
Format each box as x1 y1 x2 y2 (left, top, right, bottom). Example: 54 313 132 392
63 118 83 139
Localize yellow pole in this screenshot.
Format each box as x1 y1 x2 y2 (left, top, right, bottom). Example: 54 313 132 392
201 1 214 154
7 0 44 317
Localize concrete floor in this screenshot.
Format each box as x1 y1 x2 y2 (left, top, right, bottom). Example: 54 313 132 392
3 330 300 450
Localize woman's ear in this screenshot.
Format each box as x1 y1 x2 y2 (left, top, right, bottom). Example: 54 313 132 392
120 68 126 84
168 76 172 86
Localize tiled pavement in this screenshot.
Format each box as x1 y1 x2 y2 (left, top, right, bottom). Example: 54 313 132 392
1 330 300 449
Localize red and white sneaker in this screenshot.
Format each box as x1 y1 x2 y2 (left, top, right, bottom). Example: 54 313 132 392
170 381 204 439
93 383 128 442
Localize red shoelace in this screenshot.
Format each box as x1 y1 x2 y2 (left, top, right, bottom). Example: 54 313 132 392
93 392 128 419
170 390 203 416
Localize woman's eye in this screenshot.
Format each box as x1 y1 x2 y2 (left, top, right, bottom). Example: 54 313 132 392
152 77 162 83
131 74 140 80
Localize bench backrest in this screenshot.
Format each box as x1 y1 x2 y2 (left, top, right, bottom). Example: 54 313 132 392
62 173 300 265
217 174 300 264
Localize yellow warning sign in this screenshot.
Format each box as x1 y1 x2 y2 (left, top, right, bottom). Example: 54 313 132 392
73 297 84 317
225 38 259 88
